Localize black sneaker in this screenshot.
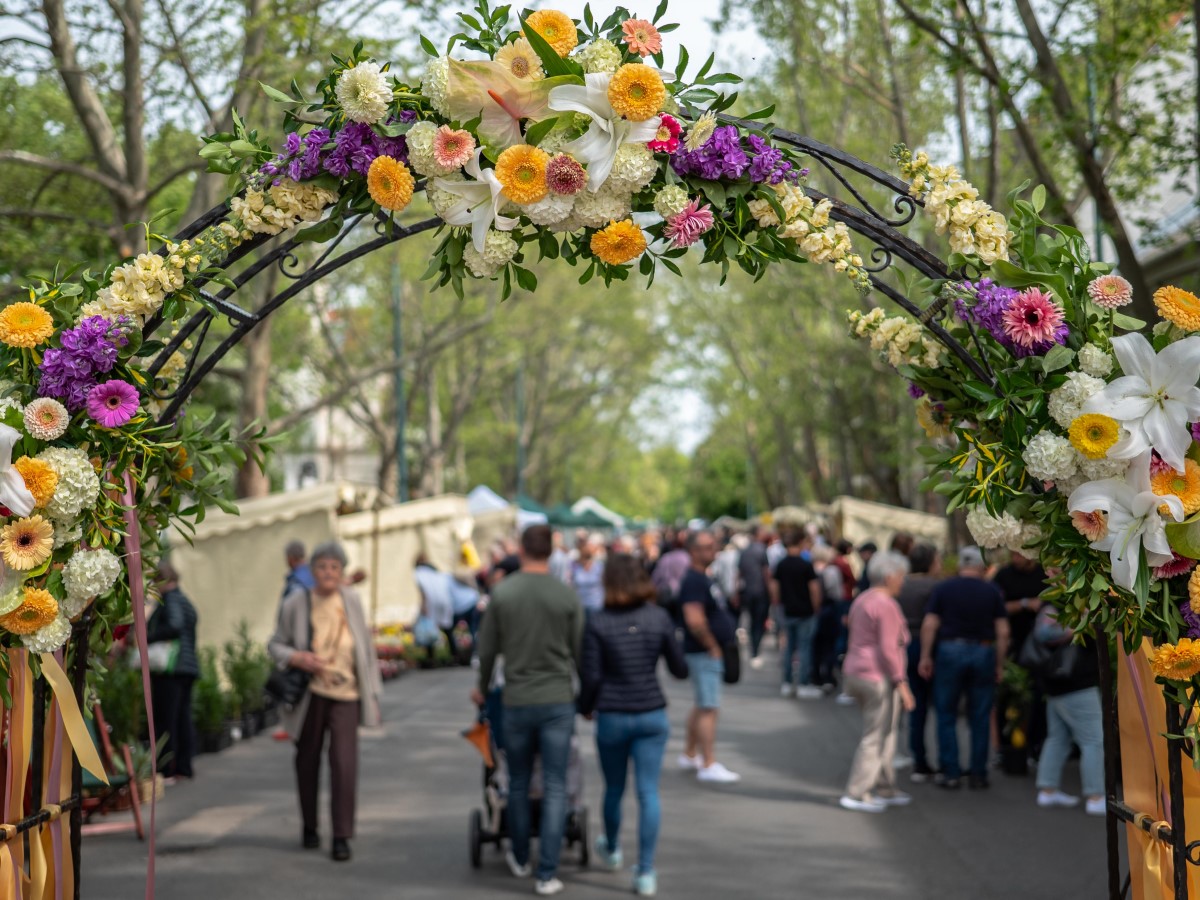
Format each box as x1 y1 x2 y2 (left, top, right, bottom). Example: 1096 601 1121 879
910 764 935 784
332 838 351 862
302 828 320 850
934 773 961 790
968 775 990 790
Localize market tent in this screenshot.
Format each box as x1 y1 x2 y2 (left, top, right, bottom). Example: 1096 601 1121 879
467 484 510 515
571 495 625 528
517 493 549 515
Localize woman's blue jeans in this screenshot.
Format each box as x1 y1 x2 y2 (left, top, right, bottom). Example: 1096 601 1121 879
595 708 670 876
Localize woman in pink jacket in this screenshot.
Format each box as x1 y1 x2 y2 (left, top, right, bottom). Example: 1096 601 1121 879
839 550 916 813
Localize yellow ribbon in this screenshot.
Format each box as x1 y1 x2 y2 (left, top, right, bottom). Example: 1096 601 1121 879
38 652 107 784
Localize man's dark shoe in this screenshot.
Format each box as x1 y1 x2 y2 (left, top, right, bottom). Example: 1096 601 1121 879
968 775 990 790
302 828 320 850
332 838 351 862
934 772 961 790
910 764 935 784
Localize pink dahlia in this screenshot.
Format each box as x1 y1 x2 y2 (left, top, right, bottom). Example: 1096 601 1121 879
432 126 475 170
1087 274 1133 309
648 115 682 153
545 154 587 196
621 18 662 57
1154 552 1197 581
664 199 715 249
86 379 139 428
1151 451 1176 476
1001 288 1066 349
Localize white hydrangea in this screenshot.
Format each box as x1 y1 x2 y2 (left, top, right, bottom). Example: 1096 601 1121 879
1078 343 1114 378
405 121 459 178
335 61 392 124
1012 523 1045 560
1047 371 1106 429
21 614 71 653
52 519 82 551
421 56 452 118
38 447 100 526
606 144 657 193
63 548 122 608
1080 454 1128 481
573 39 623 74
520 193 575 227
537 130 572 157
653 185 690 220
965 506 1023 550
463 230 519 278
427 175 466 220
568 184 634 230
1022 431 1078 483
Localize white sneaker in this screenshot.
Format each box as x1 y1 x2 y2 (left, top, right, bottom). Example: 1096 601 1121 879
877 790 912 806
893 754 914 770
506 850 532 878
836 693 856 706
1037 790 1080 809
535 878 565 896
839 794 886 813
796 685 824 700
676 753 700 771
697 762 741 784
1085 797 1106 816
749 656 764 670
780 684 796 698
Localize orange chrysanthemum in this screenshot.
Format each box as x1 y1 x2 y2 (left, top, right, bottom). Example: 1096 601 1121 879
0 515 53 571
1154 285 1200 332
0 302 55 349
13 456 57 508
1150 638 1200 681
607 63 666 122
1189 567 1200 615
367 156 415 213
495 144 550 204
525 9 578 57
590 219 646 266
1152 458 1200 516
0 587 58 635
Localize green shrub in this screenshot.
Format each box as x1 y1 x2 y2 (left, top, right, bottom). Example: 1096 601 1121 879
192 647 228 734
222 620 271 717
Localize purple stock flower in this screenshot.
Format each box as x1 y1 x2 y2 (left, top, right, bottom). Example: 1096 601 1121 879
38 316 130 410
1191 422 1200 442
673 126 798 186
907 382 926 399
1182 599 1200 638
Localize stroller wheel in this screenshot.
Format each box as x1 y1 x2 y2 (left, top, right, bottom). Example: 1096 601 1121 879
469 809 483 869
577 808 590 867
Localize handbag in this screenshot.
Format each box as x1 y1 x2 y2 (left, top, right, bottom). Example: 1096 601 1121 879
414 614 441 648
146 640 180 674
1018 632 1080 681
265 589 312 708
722 641 741 685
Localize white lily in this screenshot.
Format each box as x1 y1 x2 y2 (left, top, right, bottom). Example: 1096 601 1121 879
431 149 518 253
1082 332 1200 471
1067 452 1182 590
548 73 661 192
0 424 33 518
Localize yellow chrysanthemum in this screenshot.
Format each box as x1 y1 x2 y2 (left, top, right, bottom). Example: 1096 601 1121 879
1189 568 1200 615
1068 413 1120 460
495 144 550 204
607 64 666 122
367 156 415 212
525 9 578 57
0 302 55 349
1150 638 1200 681
590 219 647 266
1154 285 1200 332
13 456 58 509
1152 458 1200 516
0 587 58 635
0 515 53 571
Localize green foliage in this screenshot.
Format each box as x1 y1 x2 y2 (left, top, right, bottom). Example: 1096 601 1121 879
192 647 230 734
93 660 145 747
222 621 272 717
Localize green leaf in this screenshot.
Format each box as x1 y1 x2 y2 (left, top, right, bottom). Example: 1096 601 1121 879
524 115 561 147
519 15 577 78
695 53 715 82
1030 184 1046 212
1113 312 1147 331
1040 344 1075 374
652 0 668 22
1167 520 1200 560
197 143 230 160
675 46 689 80
294 216 343 244
697 180 726 208
260 82 297 104
514 266 538 291
740 104 775 121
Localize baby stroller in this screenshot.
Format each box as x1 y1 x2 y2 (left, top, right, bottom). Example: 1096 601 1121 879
466 711 590 870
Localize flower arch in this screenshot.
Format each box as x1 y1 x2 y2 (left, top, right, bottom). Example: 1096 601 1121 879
0 2 1191 896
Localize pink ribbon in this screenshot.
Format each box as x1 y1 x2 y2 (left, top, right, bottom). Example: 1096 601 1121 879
1124 649 1172 821
48 654 64 899
123 471 156 898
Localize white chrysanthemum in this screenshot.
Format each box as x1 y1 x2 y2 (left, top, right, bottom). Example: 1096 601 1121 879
405 121 458 178
573 39 623 74
335 61 392 124
37 447 100 525
462 230 519 278
1022 431 1078 483
63 548 121 606
965 506 1023 550
21 613 71 653
571 184 634 229
1047 371 1106 429
520 193 575 226
653 185 690 220
23 397 67 440
420 56 452 117
1078 343 1114 378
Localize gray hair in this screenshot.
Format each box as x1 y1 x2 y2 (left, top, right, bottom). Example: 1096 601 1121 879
310 541 348 568
285 540 306 561
867 550 910 586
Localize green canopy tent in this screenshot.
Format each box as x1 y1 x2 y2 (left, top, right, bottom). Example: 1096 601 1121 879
516 493 549 516
546 504 612 529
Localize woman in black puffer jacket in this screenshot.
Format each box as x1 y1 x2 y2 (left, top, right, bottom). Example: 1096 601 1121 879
580 553 688 898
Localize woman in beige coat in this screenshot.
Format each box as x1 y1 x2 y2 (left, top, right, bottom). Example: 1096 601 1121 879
269 541 382 862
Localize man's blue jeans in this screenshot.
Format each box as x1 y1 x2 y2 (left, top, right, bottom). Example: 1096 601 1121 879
933 641 996 778
782 616 817 686
595 708 670 876
505 702 576 881
906 640 931 769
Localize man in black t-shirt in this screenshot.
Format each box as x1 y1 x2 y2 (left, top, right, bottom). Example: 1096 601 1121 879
678 530 740 784
772 530 822 699
992 555 1048 658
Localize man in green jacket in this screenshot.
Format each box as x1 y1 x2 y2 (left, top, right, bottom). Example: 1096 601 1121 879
472 524 583 897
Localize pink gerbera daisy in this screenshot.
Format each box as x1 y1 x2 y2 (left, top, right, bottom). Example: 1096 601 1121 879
1001 287 1065 348
432 126 475 170
648 114 681 153
664 199 715 249
86 379 139 428
1087 274 1133 309
1153 551 1197 581
621 18 662 57
545 154 587 196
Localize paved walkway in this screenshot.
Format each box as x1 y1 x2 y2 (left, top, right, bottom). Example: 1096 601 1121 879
82 647 1107 898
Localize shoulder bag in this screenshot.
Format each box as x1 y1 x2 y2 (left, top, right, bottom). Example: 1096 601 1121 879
266 589 313 708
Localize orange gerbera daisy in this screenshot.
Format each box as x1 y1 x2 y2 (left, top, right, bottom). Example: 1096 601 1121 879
494 144 550 204
607 63 666 122
1154 286 1200 332
0 302 55 348
367 156 415 212
525 10 578 57
590 219 646 266
1150 638 1200 681
13 456 58 508
621 18 662 57
0 587 58 635
1152 458 1200 516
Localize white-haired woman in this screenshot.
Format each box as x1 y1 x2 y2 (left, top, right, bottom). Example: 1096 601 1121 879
838 550 915 813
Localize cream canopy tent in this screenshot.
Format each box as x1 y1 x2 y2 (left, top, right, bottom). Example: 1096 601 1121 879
766 496 948 551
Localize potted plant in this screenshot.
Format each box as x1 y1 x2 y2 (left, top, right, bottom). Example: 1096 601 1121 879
996 660 1033 776
193 648 232 754
128 741 173 803
223 620 271 738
